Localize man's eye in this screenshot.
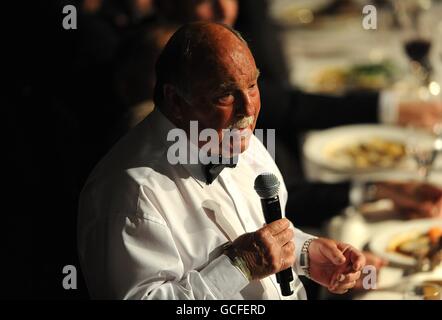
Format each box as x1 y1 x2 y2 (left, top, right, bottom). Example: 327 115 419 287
218 94 234 105
249 83 258 95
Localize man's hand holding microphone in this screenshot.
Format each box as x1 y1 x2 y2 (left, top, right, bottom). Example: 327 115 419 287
224 173 366 296
224 218 295 281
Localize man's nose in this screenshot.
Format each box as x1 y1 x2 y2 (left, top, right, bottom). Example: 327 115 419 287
235 91 255 117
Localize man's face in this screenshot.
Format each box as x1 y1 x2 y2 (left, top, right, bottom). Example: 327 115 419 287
185 0 238 26
178 30 260 156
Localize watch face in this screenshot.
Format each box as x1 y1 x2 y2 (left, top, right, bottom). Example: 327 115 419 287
300 252 309 268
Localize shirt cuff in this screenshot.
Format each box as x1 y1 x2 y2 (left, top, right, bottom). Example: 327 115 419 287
200 254 249 299
293 229 317 276
378 90 399 124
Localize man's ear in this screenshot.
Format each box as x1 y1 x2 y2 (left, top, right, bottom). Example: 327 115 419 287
163 84 185 120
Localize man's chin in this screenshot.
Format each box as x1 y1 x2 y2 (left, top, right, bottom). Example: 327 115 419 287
223 139 251 157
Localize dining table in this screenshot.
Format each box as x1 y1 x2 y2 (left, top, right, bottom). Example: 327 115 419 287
271 0 442 299
300 126 442 299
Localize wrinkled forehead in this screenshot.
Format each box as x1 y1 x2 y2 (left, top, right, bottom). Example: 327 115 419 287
187 36 257 90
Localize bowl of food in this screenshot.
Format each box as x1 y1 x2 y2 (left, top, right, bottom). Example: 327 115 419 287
309 61 399 94
369 219 442 267
304 125 410 173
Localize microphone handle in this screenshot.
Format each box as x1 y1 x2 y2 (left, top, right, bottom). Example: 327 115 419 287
260 196 294 296
260 196 282 224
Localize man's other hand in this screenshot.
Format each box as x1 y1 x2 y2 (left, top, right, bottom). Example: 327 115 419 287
308 238 366 294
398 100 442 130
375 181 442 218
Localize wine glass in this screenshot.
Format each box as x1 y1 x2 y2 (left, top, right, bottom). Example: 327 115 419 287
390 0 434 84
406 127 438 180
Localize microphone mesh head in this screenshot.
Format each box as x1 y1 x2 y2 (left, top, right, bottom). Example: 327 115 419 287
254 173 280 198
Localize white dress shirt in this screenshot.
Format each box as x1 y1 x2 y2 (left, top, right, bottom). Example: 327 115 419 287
78 109 314 300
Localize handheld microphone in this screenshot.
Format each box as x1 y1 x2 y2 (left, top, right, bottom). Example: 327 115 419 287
254 173 294 296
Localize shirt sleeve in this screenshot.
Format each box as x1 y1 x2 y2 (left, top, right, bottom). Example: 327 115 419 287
115 215 249 300
291 224 317 276
83 184 249 300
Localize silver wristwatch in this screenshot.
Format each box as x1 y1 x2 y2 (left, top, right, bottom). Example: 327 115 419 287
300 238 316 279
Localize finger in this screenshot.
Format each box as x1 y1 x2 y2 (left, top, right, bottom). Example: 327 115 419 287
330 281 357 293
282 241 295 257
363 251 388 269
329 270 342 289
329 269 357 289
273 228 294 246
282 239 295 254
281 241 295 268
337 271 361 284
348 247 366 271
337 280 357 291
265 218 290 236
321 240 346 265
330 277 357 290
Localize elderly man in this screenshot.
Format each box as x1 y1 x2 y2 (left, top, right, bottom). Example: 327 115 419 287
78 22 365 300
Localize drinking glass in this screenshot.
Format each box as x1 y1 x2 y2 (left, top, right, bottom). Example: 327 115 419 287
406 127 437 180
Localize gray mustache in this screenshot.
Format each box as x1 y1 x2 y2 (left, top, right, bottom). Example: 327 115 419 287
228 116 254 129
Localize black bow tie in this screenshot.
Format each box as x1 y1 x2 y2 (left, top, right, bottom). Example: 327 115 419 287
205 157 238 184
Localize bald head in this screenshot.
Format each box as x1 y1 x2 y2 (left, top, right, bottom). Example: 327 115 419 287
154 22 253 109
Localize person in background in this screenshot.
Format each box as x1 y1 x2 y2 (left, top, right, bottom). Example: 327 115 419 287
114 23 177 130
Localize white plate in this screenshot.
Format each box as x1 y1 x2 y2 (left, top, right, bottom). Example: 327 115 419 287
369 218 442 267
270 0 333 26
270 0 333 15
303 124 434 173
